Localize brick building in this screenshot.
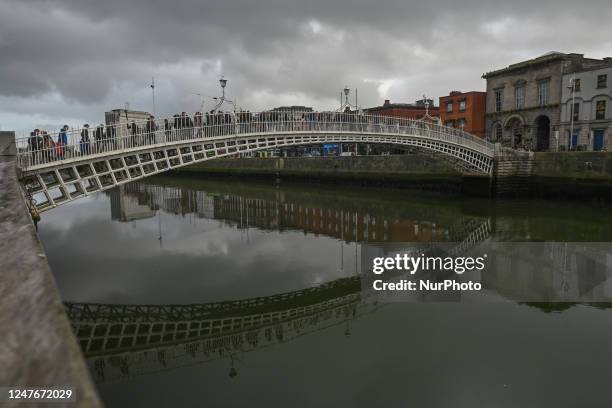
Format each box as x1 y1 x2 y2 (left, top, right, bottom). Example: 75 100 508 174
364 99 440 121
439 91 487 138
482 52 610 151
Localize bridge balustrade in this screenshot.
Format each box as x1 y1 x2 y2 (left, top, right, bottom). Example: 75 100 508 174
15 111 494 170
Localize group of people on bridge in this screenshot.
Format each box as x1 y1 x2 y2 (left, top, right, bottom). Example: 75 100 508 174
22 109 457 168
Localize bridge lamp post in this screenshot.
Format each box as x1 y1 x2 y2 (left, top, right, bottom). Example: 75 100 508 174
220 77 227 98
212 76 237 113
343 86 350 108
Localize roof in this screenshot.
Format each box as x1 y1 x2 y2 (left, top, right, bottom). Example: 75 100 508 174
482 52 579 79
271 105 314 111
365 104 439 111
440 91 486 98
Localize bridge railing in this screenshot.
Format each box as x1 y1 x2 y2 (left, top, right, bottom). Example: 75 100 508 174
15 111 494 170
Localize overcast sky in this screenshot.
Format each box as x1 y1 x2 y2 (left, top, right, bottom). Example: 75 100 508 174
1 0 611 134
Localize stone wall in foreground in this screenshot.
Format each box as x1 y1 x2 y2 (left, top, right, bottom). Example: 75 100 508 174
0 151 101 407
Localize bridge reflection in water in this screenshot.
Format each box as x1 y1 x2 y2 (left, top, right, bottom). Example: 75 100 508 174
67 277 375 383
65 179 493 383
65 179 612 384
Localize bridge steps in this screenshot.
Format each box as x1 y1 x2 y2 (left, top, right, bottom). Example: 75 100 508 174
492 156 534 197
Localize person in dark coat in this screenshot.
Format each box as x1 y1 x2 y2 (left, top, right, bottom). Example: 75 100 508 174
80 124 90 155
95 124 105 152
146 116 156 144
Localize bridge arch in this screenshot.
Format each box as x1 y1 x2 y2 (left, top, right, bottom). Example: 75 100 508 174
15 112 495 212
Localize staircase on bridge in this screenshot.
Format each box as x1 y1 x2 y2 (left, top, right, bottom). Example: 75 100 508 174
491 146 534 197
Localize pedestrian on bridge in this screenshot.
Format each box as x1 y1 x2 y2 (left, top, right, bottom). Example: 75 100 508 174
80 124 90 155
41 131 53 163
95 124 105 153
128 120 137 148
106 123 117 151
146 116 157 145
28 129 42 165
56 125 68 159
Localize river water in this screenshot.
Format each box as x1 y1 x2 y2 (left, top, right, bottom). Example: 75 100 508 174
37 175 612 408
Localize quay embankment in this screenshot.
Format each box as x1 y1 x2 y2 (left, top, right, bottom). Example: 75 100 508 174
176 154 473 194
0 132 101 407
176 152 612 199
531 152 612 198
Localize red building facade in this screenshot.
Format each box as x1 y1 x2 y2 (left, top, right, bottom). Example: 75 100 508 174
439 91 487 138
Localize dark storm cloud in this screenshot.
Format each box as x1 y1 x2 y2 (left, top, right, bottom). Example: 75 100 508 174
1 0 612 131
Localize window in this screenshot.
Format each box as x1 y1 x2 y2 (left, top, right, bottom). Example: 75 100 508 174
446 120 455 128
494 89 503 112
597 74 607 89
515 86 525 109
457 118 466 128
596 100 606 120
572 103 580 122
459 100 466 112
573 78 581 92
446 102 453 113
493 123 503 141
538 80 550 106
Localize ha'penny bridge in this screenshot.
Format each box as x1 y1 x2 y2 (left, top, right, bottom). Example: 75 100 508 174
13 110 533 214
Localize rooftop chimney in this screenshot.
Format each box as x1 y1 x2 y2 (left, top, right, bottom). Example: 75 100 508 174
383 99 390 106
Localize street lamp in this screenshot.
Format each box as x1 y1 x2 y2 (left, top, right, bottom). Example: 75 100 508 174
421 94 442 125
219 77 227 97
212 76 237 113
567 75 576 150
339 86 361 113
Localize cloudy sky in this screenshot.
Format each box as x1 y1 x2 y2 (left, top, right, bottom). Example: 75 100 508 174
1 0 611 134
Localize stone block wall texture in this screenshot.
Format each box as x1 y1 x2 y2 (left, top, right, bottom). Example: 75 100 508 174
532 152 612 178
179 154 460 176
0 131 16 156
0 157 102 407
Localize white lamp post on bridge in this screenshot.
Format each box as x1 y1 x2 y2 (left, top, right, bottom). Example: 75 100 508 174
212 76 238 113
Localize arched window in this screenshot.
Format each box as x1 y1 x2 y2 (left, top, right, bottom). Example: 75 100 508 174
492 123 503 141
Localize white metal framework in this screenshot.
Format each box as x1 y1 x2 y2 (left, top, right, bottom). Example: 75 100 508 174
15 111 495 212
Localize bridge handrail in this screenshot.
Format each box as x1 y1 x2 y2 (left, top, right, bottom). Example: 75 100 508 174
15 111 494 170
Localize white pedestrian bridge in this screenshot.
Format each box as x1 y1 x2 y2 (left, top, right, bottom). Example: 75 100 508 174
15 111 496 212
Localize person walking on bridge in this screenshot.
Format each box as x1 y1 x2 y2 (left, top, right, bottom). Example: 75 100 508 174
146 116 157 145
128 120 138 148
28 129 42 165
41 131 54 162
106 123 117 151
80 124 90 155
56 125 68 159
95 124 105 153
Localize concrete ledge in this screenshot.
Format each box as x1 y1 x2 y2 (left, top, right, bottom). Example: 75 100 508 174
0 157 101 407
